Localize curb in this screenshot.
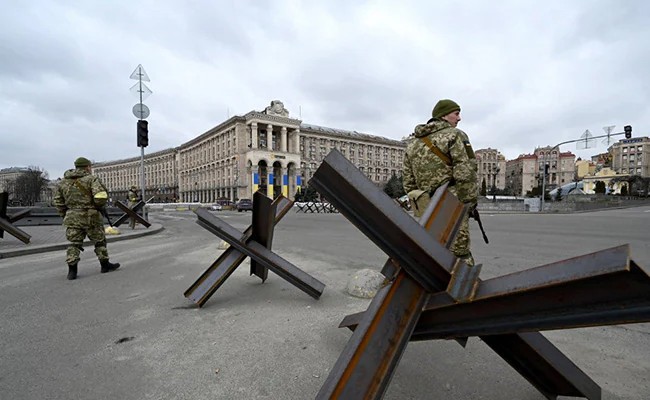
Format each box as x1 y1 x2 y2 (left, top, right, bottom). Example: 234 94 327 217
0 224 165 259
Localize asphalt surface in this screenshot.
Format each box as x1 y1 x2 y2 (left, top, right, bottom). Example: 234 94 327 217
1 206 649 400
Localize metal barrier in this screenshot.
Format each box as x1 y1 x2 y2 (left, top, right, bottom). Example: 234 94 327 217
1 192 31 243
310 149 650 400
184 192 325 308
294 202 338 213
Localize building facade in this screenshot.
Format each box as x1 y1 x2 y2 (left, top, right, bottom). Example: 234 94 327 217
93 101 406 203
0 167 29 193
575 159 596 179
505 154 538 197
534 146 576 190
609 136 650 178
475 148 506 192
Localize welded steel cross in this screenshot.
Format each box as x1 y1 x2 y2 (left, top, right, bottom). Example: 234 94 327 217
185 192 325 307
113 198 152 228
0 192 31 244
310 149 650 400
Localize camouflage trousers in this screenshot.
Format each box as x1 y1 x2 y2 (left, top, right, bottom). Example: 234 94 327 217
449 213 474 267
128 202 137 229
65 226 109 265
410 190 474 267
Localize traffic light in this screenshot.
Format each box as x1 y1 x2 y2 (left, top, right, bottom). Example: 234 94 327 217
137 120 149 147
624 125 632 139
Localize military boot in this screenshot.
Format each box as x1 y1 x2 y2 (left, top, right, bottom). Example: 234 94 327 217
67 263 78 280
100 259 121 273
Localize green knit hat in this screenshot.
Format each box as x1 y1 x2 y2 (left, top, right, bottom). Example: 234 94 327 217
431 99 461 120
74 157 92 168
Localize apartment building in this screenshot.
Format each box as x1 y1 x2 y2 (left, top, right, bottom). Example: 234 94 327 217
475 148 506 192
534 146 576 190
609 136 650 178
93 100 406 203
505 154 537 197
0 167 29 193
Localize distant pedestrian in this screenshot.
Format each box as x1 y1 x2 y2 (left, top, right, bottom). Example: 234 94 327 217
53 157 121 280
127 186 141 229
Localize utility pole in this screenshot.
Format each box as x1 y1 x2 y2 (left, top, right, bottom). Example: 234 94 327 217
130 64 152 220
540 126 632 211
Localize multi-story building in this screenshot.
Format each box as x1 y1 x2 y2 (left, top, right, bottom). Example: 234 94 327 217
94 148 178 202
575 159 596 179
609 136 650 178
93 100 406 203
505 154 538 197
475 148 506 192
0 167 29 193
534 146 576 190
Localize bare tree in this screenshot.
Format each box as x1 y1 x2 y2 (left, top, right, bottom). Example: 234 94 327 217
14 166 49 206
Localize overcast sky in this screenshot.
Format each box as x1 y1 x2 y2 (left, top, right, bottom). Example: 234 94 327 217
2 0 649 180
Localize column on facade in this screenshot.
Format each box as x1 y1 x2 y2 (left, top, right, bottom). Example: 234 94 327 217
266 124 273 151
251 122 258 149
293 128 300 154
280 126 287 152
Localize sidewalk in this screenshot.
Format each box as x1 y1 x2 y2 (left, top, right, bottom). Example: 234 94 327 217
0 223 164 259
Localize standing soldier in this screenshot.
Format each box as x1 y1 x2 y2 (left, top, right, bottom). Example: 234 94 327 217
402 99 478 266
54 157 121 280
127 185 141 229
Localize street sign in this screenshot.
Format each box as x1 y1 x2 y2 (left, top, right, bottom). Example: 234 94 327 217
132 103 150 119
130 64 150 81
129 82 152 101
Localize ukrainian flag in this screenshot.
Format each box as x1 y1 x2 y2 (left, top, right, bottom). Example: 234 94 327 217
253 172 259 194
267 173 274 198
282 174 288 197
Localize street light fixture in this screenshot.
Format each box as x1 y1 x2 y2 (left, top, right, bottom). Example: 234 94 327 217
541 125 632 211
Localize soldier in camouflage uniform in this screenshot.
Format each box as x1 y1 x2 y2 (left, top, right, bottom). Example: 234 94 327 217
402 99 478 266
127 186 140 229
54 157 121 280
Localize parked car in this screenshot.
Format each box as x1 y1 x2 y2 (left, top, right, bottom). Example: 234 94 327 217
210 204 223 211
236 198 253 212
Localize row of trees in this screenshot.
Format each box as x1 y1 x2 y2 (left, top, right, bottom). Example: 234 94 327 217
2 167 50 206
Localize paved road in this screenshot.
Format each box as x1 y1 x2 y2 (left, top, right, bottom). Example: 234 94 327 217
1 206 649 400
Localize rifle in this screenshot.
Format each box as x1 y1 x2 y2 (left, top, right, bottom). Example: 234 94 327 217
469 207 489 244
99 207 114 227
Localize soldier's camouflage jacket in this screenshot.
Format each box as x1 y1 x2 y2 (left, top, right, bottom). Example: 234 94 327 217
402 120 478 208
53 168 109 228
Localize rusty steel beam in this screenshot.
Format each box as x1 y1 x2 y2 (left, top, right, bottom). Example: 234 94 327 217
0 217 31 243
313 150 600 400
412 245 650 340
7 208 31 224
316 274 429 399
114 200 150 228
250 192 276 281
482 333 601 400
0 192 31 243
309 150 458 293
316 175 464 398
184 194 294 306
195 208 325 299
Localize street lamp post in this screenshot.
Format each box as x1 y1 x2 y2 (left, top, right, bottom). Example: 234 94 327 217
540 126 632 211
491 167 500 202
